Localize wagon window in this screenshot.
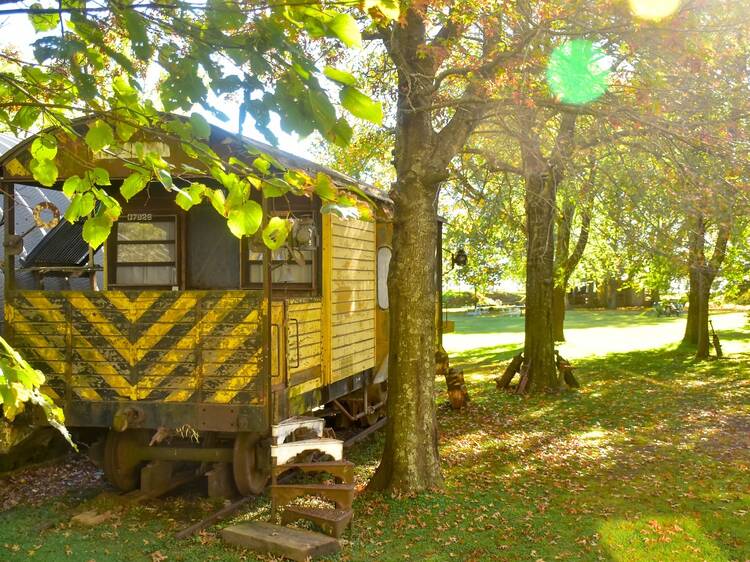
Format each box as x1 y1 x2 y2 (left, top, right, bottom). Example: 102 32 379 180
246 215 318 290
248 247 315 284
377 246 391 309
111 217 178 288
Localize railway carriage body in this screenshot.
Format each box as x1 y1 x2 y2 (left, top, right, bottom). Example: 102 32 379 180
0 117 393 492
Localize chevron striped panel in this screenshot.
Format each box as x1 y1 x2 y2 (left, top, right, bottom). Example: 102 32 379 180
6 290 265 405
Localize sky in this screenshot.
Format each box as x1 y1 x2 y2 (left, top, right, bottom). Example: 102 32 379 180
0 7 317 159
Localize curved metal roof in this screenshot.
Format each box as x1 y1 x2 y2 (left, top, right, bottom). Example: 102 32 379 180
0 133 21 158
0 117 391 205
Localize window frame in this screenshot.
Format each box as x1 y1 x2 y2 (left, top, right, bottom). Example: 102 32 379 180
242 213 321 294
107 214 181 290
377 244 392 310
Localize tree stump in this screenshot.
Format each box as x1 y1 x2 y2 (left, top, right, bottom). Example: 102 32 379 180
445 368 469 409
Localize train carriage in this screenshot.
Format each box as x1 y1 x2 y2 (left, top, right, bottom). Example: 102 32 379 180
0 116 395 494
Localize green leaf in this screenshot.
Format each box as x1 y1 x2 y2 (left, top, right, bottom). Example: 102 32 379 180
207 0 245 30
116 120 137 142
30 134 57 161
262 217 291 250
113 75 139 103
85 120 115 152
89 167 111 186
208 189 226 216
93 189 122 218
253 157 271 175
189 112 211 140
308 88 338 134
64 192 95 223
314 173 337 201
262 178 291 197
156 168 173 190
62 175 83 197
321 202 360 219
284 169 310 189
323 66 358 87
227 200 262 238
120 173 149 201
29 3 59 32
82 211 113 248
176 183 207 211
325 118 353 148
29 158 58 187
328 13 362 48
340 87 383 125
12 106 41 130
123 10 151 60
365 0 400 20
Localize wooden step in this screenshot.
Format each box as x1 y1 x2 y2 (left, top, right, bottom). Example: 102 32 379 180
271 438 343 466
222 521 339 561
272 460 354 484
281 506 353 539
271 483 355 510
272 416 325 445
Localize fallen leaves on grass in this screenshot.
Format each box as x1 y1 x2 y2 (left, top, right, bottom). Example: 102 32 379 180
0 455 102 512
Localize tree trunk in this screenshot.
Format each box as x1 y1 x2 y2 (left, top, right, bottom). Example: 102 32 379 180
369 181 442 492
552 284 567 342
694 272 712 359
683 214 705 345
682 212 731 359
524 173 560 392
650 288 660 306
551 187 591 342
683 267 700 345
370 7 498 490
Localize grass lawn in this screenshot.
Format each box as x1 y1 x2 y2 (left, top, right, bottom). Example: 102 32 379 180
1 309 748 561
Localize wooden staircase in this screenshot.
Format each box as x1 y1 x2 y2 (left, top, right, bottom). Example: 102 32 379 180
270 416 355 538
222 416 355 560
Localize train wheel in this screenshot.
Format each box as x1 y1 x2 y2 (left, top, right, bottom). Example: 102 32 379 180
233 432 269 495
102 429 149 491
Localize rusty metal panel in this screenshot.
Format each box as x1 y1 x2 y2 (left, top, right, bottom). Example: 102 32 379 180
7 289 267 430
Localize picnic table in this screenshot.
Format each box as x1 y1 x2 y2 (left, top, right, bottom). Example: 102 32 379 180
468 304 525 316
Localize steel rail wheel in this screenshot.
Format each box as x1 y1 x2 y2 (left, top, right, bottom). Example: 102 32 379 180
232 432 269 495
103 429 150 491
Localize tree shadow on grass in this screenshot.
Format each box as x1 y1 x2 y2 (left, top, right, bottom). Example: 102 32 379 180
450 343 522 374
423 342 750 561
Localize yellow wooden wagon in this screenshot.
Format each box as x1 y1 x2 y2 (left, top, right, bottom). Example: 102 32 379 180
0 116 393 494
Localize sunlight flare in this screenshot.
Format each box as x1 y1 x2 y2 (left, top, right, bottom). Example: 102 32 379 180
629 0 681 21
546 39 611 105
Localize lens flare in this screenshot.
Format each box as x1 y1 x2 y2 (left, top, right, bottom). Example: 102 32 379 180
545 39 611 105
629 0 680 21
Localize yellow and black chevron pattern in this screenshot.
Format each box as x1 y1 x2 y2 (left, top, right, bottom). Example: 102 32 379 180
6 290 266 405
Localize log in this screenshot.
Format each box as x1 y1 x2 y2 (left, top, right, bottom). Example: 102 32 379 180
497 353 524 389
516 360 531 394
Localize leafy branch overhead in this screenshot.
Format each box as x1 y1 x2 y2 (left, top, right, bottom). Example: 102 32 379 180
2 0 395 248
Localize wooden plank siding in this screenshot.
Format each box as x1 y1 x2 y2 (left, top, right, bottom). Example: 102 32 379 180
286 299 323 388
328 216 376 382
